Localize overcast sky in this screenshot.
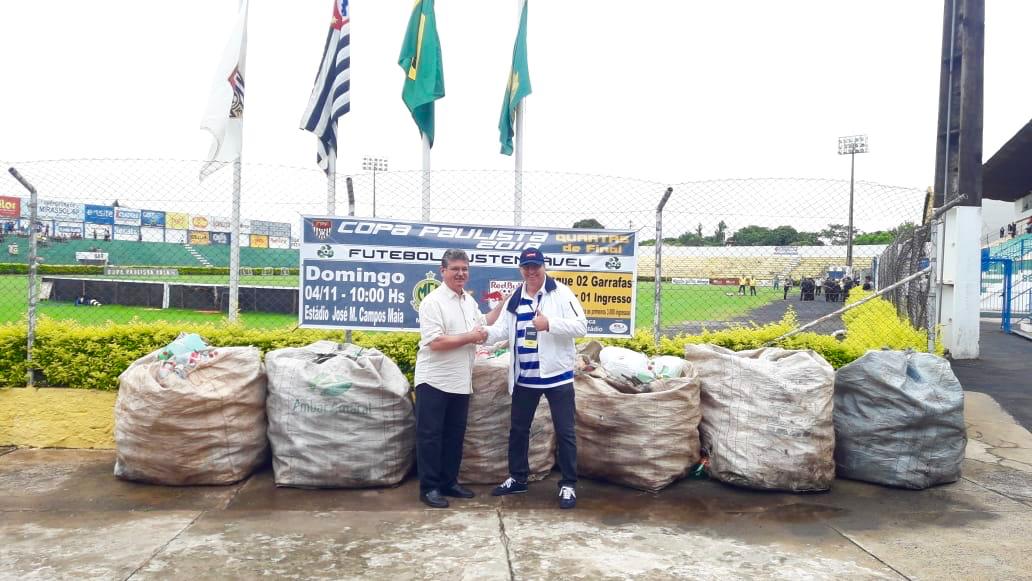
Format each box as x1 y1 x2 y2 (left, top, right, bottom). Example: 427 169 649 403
1 1 1029 197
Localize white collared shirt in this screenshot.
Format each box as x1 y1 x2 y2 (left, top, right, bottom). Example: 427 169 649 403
414 284 485 394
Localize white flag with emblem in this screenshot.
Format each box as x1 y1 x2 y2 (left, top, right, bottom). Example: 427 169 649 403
200 0 249 180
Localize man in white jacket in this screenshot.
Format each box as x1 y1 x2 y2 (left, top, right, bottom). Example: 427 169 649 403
484 247 587 509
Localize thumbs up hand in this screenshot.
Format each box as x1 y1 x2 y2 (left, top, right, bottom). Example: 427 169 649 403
532 311 549 331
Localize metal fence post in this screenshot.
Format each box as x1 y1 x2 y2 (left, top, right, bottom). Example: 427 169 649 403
8 167 38 387
345 176 355 346
926 217 939 353
925 193 969 352
228 159 242 322
653 187 673 350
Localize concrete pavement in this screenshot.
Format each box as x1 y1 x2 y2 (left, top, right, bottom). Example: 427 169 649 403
2 392 1031 580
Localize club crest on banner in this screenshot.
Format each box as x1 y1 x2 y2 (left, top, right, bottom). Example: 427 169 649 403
312 219 332 240
410 271 440 313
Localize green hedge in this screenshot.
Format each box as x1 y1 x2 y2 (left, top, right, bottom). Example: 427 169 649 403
0 292 937 390
604 291 940 368
0 263 105 275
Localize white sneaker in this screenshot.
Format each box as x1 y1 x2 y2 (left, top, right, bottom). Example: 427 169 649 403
559 485 576 509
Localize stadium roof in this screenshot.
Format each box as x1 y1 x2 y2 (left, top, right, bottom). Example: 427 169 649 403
983 117 1032 202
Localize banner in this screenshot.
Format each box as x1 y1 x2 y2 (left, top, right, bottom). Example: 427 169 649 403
710 277 740 286
250 234 269 248
211 215 232 231
269 235 289 249
55 221 83 238
239 232 250 247
141 210 166 227
32 199 86 222
113 225 140 241
240 218 252 234
0 196 20 218
189 230 211 245
165 229 187 244
190 214 211 231
165 212 189 230
210 231 231 245
251 219 290 237
114 207 142 226
672 277 709 286
84 205 115 225
298 216 638 336
141 226 165 242
85 224 112 240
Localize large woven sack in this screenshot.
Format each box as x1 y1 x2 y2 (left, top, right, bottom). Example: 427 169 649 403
265 341 415 488
834 350 966 489
685 344 835 492
459 352 556 483
576 346 702 492
115 346 268 485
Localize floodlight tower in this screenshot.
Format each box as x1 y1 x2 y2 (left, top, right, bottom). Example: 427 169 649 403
837 134 868 268
362 156 389 217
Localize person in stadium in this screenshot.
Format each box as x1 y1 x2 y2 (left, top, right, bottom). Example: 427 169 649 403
862 275 873 291
842 276 855 301
783 276 794 300
413 249 493 509
800 277 815 301
738 276 747 296
484 247 587 509
825 278 839 302
749 276 757 296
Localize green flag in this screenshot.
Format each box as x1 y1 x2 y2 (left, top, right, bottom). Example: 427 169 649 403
499 1 532 156
399 0 444 147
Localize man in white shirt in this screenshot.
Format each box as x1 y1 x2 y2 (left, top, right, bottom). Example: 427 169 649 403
484 247 588 509
414 249 490 508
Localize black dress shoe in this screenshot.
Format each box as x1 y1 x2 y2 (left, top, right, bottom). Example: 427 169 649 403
420 489 449 508
441 483 475 499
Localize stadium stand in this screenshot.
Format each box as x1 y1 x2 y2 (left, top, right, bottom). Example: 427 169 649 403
1 234 300 268
637 253 874 281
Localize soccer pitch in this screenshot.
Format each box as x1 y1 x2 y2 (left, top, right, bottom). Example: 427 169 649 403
0 275 781 329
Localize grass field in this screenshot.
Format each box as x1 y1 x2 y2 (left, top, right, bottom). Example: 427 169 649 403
0 275 782 329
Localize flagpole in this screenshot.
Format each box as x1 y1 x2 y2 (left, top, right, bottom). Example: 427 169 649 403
422 132 431 221
228 158 241 322
513 0 526 226
514 101 524 226
327 151 337 215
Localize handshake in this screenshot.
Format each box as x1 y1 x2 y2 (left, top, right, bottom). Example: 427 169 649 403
469 326 489 345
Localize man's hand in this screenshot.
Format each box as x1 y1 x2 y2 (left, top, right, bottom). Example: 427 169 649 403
470 326 488 344
532 311 549 332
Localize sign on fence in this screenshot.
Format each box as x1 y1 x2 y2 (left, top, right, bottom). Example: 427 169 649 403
104 267 179 276
0 196 20 218
298 217 638 337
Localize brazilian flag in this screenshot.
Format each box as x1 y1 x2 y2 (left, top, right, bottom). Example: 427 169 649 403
499 1 532 155
399 0 445 147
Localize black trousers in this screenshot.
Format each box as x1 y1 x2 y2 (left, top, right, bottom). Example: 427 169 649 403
509 382 577 488
415 383 470 494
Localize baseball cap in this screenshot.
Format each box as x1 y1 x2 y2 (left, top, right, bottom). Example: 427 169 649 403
519 247 545 266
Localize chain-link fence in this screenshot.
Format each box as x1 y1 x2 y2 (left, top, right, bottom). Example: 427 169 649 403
1 159 930 357
876 224 931 330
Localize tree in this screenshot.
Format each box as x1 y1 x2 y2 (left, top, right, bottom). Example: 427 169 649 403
819 223 856 245
890 221 918 237
695 223 704 238
853 231 894 245
572 218 605 229
715 220 727 243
